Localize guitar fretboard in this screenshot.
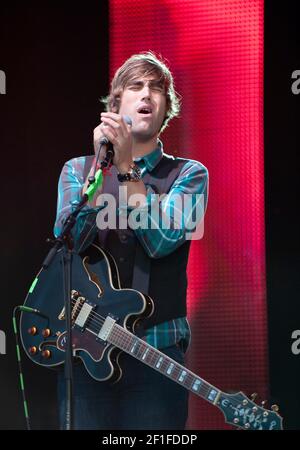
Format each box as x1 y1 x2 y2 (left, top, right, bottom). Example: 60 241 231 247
108 323 220 404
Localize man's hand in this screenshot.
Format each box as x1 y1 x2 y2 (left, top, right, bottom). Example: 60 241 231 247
82 117 110 203
98 112 133 173
92 112 147 209
82 162 104 208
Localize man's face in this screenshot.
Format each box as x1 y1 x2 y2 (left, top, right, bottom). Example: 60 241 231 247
118 75 167 142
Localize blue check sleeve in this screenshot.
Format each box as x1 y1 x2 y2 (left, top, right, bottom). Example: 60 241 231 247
119 160 208 258
53 157 101 252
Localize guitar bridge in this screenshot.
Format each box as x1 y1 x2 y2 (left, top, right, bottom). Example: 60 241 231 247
58 290 88 324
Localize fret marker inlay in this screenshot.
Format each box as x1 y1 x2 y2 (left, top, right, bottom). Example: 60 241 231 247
166 363 174 375
192 379 201 391
156 356 164 369
208 389 218 401
178 370 187 382
142 348 149 360
130 340 138 354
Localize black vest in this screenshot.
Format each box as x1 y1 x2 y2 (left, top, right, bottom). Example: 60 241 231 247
83 154 191 329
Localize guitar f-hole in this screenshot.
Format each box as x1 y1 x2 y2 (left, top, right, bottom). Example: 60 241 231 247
82 256 104 297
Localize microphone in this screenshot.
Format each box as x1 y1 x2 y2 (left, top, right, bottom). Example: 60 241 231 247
99 114 132 146
99 115 132 164
88 115 132 187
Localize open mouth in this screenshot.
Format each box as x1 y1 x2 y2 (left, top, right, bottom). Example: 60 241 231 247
137 106 153 115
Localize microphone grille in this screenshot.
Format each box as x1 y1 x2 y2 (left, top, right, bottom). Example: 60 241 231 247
99 136 109 145
123 115 132 126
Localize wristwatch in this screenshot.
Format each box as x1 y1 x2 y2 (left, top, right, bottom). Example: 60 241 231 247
117 163 141 182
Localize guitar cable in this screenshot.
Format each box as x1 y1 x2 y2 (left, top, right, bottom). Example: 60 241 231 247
12 306 31 430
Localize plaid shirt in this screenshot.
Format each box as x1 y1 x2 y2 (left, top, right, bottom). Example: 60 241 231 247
54 141 208 352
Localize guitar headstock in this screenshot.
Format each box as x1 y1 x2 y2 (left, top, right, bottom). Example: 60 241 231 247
217 391 283 430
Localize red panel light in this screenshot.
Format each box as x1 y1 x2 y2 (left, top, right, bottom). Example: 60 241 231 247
109 0 266 429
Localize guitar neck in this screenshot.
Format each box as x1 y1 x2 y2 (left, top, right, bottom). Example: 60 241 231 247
108 323 221 405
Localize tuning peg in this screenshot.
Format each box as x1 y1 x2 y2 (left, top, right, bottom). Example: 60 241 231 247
250 393 258 402
271 404 279 412
261 400 267 407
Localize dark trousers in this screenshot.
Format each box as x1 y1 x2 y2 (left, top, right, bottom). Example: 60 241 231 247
57 344 189 430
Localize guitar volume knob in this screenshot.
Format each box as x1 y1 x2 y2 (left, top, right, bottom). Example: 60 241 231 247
42 328 51 338
28 326 37 336
42 350 51 359
28 346 38 355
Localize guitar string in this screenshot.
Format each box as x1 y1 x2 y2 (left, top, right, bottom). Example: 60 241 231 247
80 310 202 388
77 316 276 423
68 303 258 411
85 322 220 401
68 300 218 398
69 299 200 378
70 300 186 375
66 300 277 420
70 300 272 416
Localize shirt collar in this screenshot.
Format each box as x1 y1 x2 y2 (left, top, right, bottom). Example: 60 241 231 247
133 139 164 172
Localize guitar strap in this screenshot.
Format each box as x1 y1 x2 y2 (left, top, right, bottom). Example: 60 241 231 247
83 153 185 296
131 155 185 295
131 244 151 294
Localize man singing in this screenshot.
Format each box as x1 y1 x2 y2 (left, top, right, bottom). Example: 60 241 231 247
54 51 208 429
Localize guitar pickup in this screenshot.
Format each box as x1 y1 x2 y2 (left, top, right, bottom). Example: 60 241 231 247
74 301 95 330
97 315 116 342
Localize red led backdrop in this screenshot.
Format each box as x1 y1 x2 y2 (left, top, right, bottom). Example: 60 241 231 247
109 0 266 429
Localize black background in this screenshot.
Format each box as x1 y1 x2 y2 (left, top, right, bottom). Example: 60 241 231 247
0 0 299 430
265 0 300 430
0 0 109 429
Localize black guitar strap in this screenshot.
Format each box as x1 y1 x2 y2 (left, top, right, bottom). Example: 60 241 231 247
132 245 150 293
131 176 154 295
82 153 186 296
131 155 186 295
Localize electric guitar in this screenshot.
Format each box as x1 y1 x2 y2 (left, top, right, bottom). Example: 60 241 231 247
20 244 283 430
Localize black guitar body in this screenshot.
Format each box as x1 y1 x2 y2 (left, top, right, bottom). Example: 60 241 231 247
20 244 153 382
19 245 284 430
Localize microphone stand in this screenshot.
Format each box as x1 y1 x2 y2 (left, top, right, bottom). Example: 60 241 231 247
42 142 113 430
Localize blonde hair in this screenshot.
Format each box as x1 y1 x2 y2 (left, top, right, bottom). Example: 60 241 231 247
101 51 181 133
